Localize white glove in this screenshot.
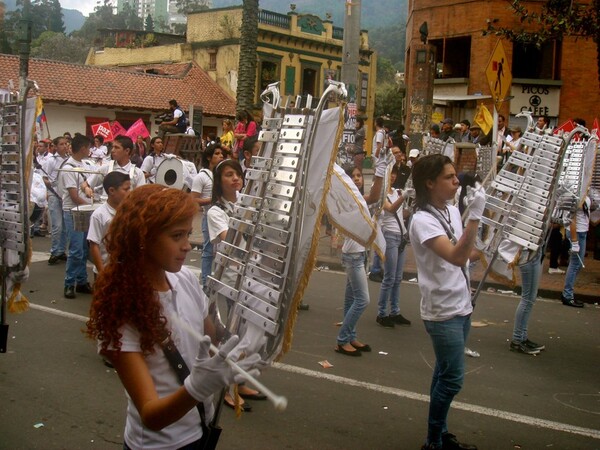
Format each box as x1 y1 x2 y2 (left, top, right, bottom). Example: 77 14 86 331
183 335 262 402
374 150 395 178
401 188 415 199
464 182 486 221
570 241 580 253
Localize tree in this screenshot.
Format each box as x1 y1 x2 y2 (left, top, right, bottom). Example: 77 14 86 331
175 0 209 15
31 31 89 63
48 0 65 34
484 0 600 85
145 14 154 32
236 0 259 113
121 1 143 30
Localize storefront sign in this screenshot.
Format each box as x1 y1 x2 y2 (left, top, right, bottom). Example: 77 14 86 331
510 84 560 117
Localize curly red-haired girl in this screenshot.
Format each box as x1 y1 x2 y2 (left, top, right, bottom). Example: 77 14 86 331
87 184 260 449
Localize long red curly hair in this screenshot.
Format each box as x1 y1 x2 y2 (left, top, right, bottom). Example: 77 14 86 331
86 184 198 354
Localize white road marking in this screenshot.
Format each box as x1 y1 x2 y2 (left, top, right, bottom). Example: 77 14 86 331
274 363 600 440
28 302 600 440
29 302 88 323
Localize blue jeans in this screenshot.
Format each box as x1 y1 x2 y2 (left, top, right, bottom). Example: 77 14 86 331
48 194 66 256
370 251 382 274
63 211 89 287
423 314 471 448
562 232 587 300
513 252 542 342
377 231 407 317
201 213 214 287
337 252 370 345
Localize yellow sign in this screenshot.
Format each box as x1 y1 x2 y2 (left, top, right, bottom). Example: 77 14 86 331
431 111 443 125
485 40 512 108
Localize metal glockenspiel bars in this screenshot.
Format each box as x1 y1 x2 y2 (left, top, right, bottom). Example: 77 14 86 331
205 81 347 364
0 99 27 255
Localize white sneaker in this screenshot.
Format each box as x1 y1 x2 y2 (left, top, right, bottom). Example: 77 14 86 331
548 267 565 274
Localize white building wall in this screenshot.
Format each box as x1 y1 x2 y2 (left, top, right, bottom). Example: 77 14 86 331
42 103 223 139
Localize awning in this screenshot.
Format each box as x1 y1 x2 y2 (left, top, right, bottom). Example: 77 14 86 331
433 94 492 104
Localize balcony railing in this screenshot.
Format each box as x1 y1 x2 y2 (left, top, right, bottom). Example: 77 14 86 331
258 10 291 29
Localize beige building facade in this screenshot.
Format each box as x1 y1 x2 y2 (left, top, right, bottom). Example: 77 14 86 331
87 6 377 138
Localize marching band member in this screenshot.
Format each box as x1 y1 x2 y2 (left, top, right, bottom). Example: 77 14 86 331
409 154 484 450
87 185 261 449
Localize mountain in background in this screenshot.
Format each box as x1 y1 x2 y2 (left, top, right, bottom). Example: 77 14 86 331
213 0 406 30
212 0 407 67
3 0 86 34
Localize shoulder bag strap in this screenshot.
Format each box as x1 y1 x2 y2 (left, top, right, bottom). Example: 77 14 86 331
422 206 471 297
160 338 208 431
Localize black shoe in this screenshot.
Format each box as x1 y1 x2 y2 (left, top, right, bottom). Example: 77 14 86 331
390 313 411 326
376 315 395 328
561 295 584 308
368 271 383 282
350 342 372 352
48 254 61 265
523 339 545 352
335 344 362 357
58 253 68 261
442 432 478 450
64 285 76 299
509 340 540 355
76 283 94 294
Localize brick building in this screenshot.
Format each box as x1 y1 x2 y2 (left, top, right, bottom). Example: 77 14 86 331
405 0 600 131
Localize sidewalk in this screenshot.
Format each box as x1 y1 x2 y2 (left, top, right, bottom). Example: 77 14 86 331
315 227 600 304
190 212 600 305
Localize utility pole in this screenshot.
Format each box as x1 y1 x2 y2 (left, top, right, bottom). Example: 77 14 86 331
338 0 361 167
341 0 361 104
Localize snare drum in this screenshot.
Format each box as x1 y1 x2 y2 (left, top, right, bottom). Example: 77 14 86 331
71 203 102 232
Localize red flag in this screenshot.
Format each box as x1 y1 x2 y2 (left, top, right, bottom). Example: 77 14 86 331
110 120 128 138
592 118 599 138
553 119 575 135
125 118 150 140
91 122 114 142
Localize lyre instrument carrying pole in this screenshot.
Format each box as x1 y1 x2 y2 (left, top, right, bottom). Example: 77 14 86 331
0 0 33 353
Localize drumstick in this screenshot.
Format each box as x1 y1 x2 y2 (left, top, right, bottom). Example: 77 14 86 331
169 314 288 411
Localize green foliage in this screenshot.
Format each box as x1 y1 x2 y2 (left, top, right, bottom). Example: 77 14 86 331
2 0 66 52
369 24 406 68
145 14 155 32
376 57 397 85
30 31 89 63
142 33 158 47
484 0 600 83
236 0 259 113
374 82 403 120
175 0 210 15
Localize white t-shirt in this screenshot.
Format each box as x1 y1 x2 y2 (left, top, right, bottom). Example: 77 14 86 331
58 157 92 211
42 153 68 190
380 189 403 235
87 160 146 193
207 201 234 243
191 169 214 213
103 268 211 450
90 145 108 159
87 202 115 274
409 206 472 321
575 196 591 233
372 129 385 159
141 154 166 183
342 237 366 254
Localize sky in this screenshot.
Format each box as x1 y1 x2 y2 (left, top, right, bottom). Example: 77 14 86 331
62 0 102 16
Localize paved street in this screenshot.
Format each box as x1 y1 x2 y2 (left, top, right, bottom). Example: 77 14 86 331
1 237 599 450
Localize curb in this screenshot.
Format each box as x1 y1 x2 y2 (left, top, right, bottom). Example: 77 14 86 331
314 256 598 306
